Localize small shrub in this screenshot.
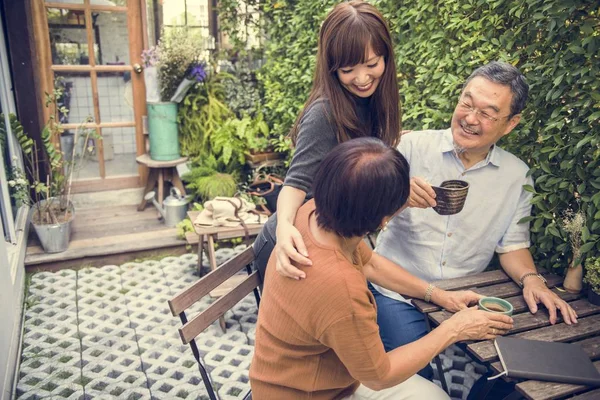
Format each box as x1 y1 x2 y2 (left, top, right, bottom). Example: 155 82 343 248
584 257 600 294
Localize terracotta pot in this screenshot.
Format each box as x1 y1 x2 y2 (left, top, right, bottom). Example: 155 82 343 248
245 151 284 164
563 263 583 293
588 287 600 306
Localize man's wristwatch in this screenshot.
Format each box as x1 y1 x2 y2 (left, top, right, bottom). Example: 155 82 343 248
518 272 547 288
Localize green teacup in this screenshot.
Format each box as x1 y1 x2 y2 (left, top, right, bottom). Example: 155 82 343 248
478 297 514 316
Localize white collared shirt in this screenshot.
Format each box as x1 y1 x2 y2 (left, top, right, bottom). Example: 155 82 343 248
373 129 533 302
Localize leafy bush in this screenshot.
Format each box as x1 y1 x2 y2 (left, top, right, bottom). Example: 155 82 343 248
221 54 264 118
584 257 600 294
182 154 238 201
178 71 233 158
257 0 600 271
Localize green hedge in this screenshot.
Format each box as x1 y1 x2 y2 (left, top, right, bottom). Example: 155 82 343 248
255 0 600 271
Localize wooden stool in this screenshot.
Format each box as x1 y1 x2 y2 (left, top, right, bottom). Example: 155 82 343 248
137 154 188 210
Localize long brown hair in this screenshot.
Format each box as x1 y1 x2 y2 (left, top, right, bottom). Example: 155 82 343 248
290 1 401 147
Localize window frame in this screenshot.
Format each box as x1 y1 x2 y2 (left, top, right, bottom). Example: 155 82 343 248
0 7 28 282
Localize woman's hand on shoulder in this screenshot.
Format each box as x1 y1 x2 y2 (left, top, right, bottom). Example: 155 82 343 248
442 307 514 342
275 221 312 280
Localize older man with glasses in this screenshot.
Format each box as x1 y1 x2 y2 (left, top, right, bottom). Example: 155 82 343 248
370 61 579 381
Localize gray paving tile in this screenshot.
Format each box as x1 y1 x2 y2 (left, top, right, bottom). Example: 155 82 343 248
17 248 485 400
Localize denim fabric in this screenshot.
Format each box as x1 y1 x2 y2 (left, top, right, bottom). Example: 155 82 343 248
253 222 276 287
368 283 434 380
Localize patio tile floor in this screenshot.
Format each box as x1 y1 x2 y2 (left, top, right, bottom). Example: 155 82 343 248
15 247 483 399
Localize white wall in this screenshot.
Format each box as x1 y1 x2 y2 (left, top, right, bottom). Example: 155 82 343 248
0 224 26 400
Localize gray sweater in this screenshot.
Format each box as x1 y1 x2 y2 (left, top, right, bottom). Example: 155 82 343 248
263 97 373 239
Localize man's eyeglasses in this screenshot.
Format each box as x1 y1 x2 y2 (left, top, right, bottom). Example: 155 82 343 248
457 100 510 123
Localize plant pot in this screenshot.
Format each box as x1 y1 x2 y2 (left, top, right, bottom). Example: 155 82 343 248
31 198 75 254
147 102 180 161
588 287 600 306
245 151 284 164
563 263 583 293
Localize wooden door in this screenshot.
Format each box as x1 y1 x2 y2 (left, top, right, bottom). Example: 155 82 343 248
31 0 147 193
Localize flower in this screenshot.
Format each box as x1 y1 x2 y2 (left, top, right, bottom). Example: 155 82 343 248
187 62 207 83
8 180 15 187
144 29 205 101
141 46 160 68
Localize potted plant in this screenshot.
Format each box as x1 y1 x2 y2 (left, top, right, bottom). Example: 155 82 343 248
241 112 284 165
584 256 600 306
562 209 586 293
13 89 96 253
142 29 206 161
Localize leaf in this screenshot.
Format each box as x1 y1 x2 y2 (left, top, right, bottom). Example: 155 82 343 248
580 241 597 254
518 216 535 224
588 111 600 122
583 226 591 243
576 136 593 149
547 225 561 238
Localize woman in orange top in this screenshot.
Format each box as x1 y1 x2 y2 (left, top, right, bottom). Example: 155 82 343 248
250 138 514 399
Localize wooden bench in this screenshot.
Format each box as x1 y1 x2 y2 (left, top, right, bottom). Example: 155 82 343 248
168 246 260 400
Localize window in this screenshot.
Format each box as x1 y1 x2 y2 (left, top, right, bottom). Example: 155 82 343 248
147 0 215 50
0 8 26 280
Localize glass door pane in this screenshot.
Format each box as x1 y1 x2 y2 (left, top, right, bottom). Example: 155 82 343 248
93 11 130 65
48 8 95 65
55 71 96 124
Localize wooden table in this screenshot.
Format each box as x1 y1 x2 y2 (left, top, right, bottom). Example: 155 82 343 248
412 270 600 400
187 211 265 275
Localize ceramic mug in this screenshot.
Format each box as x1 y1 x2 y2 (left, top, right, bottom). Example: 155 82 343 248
478 296 514 316
431 180 469 215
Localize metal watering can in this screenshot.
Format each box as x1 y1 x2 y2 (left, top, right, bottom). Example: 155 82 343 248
145 187 192 227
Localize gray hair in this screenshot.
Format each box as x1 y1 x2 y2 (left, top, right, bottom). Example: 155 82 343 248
464 61 529 118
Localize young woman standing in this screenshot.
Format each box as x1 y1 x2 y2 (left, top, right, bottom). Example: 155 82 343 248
254 0 401 280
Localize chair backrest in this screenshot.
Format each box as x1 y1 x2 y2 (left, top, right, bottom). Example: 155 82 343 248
168 245 260 400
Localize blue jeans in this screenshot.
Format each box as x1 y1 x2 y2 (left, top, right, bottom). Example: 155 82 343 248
252 221 276 292
368 283 434 380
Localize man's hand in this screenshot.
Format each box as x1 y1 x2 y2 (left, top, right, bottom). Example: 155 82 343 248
432 289 482 312
523 277 579 325
408 177 437 208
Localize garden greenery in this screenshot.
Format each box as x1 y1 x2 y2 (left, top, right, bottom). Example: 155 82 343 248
251 0 600 271
585 256 600 294
154 29 204 102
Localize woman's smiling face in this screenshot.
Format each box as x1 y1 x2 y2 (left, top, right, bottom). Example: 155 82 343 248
336 45 385 98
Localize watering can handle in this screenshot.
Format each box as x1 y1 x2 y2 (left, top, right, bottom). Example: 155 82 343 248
170 187 182 198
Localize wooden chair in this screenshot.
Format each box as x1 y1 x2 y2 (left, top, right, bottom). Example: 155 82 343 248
168 246 260 400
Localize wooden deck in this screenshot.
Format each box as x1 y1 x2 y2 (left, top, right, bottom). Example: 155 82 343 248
25 204 188 271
